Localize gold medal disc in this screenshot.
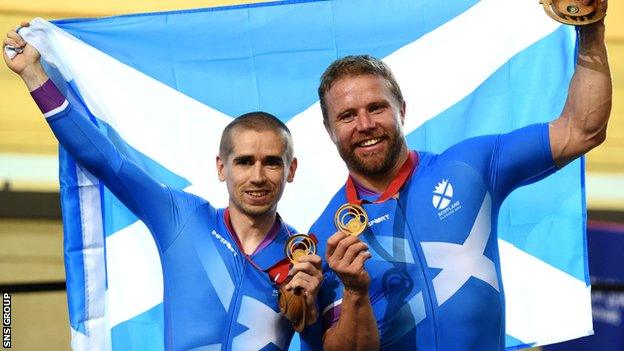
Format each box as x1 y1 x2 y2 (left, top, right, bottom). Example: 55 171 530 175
334 203 368 236
285 234 317 264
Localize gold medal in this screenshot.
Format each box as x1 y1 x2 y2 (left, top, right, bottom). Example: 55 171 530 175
285 234 317 264
334 203 368 236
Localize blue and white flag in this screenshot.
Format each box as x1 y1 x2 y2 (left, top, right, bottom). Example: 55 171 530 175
21 0 591 349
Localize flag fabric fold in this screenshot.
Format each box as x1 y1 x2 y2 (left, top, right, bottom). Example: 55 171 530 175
20 0 590 349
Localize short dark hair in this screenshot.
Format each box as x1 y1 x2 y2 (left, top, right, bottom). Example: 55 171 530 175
318 55 404 125
219 111 294 162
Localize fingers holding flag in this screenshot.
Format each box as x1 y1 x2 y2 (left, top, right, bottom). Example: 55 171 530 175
540 0 607 26
596 0 607 18
581 0 606 10
4 21 48 90
2 21 48 91
4 22 28 56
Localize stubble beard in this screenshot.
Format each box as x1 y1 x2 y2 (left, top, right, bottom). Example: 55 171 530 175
339 128 405 176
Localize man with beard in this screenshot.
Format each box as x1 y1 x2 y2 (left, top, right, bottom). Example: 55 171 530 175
307 4 612 350
4 23 325 351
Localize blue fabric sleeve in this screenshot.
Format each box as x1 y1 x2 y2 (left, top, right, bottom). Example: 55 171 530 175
443 123 557 202
309 204 349 333
317 269 343 327
47 104 201 251
488 123 557 200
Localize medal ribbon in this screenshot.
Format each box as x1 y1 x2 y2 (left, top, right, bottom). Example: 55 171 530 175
223 208 281 273
345 151 418 205
267 233 319 285
223 208 317 285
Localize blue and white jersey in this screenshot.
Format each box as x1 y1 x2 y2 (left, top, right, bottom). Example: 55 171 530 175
35 80 297 351
309 123 557 350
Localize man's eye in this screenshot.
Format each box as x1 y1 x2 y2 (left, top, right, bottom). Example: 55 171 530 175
370 104 384 113
339 112 354 121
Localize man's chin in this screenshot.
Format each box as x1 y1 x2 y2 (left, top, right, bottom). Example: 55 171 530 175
240 203 275 217
348 155 392 175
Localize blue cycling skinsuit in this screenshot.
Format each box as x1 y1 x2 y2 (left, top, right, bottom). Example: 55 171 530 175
32 79 301 351
308 124 557 350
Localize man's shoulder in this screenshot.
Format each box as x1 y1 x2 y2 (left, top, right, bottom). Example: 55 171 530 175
413 143 489 171
415 134 501 175
170 187 214 212
439 134 498 158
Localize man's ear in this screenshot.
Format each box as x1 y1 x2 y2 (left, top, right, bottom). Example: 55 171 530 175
400 100 406 126
216 155 226 182
287 157 298 183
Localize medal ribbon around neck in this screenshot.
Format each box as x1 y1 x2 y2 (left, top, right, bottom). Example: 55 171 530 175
224 208 319 285
224 209 284 274
336 151 418 236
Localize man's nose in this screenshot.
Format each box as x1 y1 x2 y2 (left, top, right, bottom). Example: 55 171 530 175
250 162 266 183
355 112 376 132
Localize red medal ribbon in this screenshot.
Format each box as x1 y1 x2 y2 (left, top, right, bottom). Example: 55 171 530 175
223 208 318 285
223 208 280 273
266 233 319 286
345 151 418 205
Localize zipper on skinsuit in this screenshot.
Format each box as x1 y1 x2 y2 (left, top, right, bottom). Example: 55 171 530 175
223 258 248 351
396 199 440 350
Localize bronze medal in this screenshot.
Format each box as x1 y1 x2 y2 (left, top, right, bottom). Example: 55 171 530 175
540 0 606 26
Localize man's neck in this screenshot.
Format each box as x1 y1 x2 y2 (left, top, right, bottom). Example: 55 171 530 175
349 148 410 194
228 206 277 255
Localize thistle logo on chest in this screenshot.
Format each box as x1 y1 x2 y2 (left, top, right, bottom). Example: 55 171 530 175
432 179 461 219
432 180 453 209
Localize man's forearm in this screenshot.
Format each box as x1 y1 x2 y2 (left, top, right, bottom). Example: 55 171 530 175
20 63 49 91
569 23 612 136
551 22 612 166
323 290 379 351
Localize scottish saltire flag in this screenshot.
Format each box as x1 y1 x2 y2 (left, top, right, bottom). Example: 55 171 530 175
20 0 590 349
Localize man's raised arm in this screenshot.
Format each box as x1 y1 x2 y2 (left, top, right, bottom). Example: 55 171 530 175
549 0 612 167
3 23 196 250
